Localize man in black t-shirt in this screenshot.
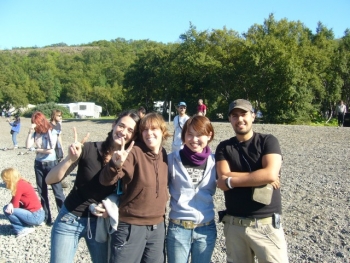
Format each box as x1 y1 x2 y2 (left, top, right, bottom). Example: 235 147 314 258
215 99 289 263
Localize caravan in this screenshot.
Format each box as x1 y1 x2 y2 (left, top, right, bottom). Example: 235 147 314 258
59 102 102 118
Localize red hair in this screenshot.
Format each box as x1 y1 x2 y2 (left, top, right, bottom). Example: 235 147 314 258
31 111 52 134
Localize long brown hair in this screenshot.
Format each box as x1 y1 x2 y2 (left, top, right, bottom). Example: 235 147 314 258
100 110 140 164
31 111 52 134
50 109 62 122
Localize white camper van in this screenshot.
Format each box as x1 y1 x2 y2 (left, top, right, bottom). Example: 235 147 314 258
59 102 102 118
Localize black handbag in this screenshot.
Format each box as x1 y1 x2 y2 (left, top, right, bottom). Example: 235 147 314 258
10 130 14 135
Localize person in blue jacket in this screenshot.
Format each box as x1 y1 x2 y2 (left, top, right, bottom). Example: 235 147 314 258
167 115 217 263
7 114 21 149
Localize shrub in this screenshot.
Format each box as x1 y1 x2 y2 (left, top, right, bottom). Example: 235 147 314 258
22 102 73 119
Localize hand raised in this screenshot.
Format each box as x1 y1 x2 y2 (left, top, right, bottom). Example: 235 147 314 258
111 137 134 168
68 127 90 162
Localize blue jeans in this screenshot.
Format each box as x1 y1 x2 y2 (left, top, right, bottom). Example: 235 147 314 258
3 205 45 234
34 160 65 224
12 131 18 146
50 205 108 263
166 220 217 263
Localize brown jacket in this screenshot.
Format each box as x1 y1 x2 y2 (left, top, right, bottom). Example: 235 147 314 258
100 141 168 225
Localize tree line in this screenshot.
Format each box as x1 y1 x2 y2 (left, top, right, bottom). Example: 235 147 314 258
1 14 349 123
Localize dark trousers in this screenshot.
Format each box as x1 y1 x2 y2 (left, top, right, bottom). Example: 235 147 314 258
338 113 345 126
34 160 65 224
110 221 165 263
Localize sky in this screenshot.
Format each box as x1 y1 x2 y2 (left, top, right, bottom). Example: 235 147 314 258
0 0 349 50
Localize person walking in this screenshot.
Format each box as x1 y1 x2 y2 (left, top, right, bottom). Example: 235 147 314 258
172 102 190 153
215 99 289 263
100 112 170 263
46 110 140 263
197 99 207 116
167 115 217 263
1 167 45 238
26 111 65 226
336 100 347 127
7 114 21 149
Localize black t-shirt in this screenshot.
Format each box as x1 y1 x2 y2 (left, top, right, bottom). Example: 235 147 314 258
215 132 282 218
64 142 116 217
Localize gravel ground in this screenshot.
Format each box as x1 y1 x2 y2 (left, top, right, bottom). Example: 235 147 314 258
0 117 349 263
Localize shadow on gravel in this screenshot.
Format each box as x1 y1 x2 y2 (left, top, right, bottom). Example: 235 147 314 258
0 214 7 220
0 224 13 236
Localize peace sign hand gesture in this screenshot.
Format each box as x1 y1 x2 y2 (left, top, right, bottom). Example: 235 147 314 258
68 127 90 162
111 137 134 169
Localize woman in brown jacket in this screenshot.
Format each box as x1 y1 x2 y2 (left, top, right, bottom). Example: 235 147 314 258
100 112 170 263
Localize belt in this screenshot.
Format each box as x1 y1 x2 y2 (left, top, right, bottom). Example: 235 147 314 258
227 215 273 227
35 160 57 166
169 219 214 229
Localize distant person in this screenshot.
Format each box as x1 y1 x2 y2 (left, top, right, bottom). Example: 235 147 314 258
26 111 65 226
100 112 170 263
7 114 21 149
167 115 217 263
215 99 288 262
336 100 347 127
46 110 140 263
197 99 207 116
137 106 146 118
1 167 45 238
172 102 190 152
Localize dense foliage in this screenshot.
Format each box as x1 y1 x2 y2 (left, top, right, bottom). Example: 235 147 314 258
1 15 349 123
22 102 72 119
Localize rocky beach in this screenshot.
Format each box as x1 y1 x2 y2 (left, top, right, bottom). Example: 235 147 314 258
0 117 349 263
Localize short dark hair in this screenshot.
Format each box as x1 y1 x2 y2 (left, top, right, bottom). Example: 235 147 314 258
138 106 146 115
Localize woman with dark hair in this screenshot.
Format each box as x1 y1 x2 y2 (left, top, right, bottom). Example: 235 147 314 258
100 112 170 263
166 115 217 263
50 109 68 188
46 109 140 263
50 109 64 154
26 111 65 226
